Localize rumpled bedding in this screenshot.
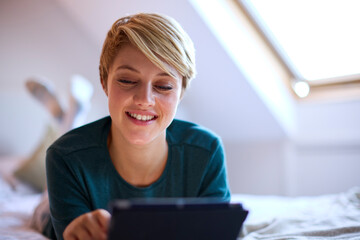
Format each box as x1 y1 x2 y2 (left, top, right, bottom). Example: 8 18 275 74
234 187 360 240
0 174 46 240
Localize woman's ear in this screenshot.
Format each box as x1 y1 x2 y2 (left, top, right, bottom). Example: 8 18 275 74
101 78 108 96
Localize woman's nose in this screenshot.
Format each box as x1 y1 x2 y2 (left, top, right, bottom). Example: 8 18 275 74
133 83 155 107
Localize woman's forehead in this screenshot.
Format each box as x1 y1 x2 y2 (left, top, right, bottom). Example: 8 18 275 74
111 44 182 81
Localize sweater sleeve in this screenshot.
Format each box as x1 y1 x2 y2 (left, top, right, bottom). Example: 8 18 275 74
46 147 92 240
198 138 231 202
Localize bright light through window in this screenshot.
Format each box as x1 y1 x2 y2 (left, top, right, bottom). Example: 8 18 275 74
243 0 360 82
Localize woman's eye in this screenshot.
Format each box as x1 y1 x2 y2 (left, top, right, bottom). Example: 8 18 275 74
118 79 136 85
155 85 173 91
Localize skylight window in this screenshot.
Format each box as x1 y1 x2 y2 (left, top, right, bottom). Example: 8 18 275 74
239 0 360 98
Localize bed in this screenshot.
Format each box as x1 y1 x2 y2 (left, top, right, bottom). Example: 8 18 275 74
0 156 47 240
233 188 360 239
1 156 359 240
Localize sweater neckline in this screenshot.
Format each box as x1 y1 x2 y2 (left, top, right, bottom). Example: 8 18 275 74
102 117 173 192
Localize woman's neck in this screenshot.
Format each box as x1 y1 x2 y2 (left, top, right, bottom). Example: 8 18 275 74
107 125 168 187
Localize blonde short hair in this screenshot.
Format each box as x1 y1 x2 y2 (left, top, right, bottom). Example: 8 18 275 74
99 13 196 91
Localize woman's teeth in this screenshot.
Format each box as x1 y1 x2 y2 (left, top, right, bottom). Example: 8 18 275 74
128 112 155 121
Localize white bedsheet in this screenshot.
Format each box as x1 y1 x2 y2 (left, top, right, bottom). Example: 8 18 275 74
233 187 360 240
0 174 46 240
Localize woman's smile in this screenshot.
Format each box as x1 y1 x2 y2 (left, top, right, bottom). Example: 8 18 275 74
125 111 159 126
126 112 158 121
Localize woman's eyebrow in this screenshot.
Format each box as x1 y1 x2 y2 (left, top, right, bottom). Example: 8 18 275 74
116 64 174 78
157 72 172 77
115 65 140 73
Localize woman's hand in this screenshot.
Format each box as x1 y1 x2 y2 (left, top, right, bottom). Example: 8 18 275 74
63 209 111 240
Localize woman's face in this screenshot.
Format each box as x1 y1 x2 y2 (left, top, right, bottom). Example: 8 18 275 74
104 44 182 146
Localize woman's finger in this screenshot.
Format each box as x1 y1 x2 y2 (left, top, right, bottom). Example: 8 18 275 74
64 210 109 240
84 210 109 239
94 209 111 232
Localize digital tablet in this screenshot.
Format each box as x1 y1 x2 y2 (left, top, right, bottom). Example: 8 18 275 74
107 198 248 240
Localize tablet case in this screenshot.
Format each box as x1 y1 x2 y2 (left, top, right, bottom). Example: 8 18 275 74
108 198 248 240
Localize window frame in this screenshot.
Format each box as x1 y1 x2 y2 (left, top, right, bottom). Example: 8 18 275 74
236 0 360 100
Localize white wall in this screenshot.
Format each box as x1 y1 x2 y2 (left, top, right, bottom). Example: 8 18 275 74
223 93 360 196
225 140 287 195
297 99 360 144
290 142 360 196
226 139 360 196
0 0 108 155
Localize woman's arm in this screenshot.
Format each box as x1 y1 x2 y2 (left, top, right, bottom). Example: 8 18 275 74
46 147 107 239
198 138 231 201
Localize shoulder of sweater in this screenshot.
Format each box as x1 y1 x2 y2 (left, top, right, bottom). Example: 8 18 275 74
167 119 221 151
48 116 110 155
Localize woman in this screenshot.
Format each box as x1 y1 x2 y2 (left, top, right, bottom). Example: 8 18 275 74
46 13 230 240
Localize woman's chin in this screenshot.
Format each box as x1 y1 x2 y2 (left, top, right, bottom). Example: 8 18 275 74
126 135 155 146
126 132 166 147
